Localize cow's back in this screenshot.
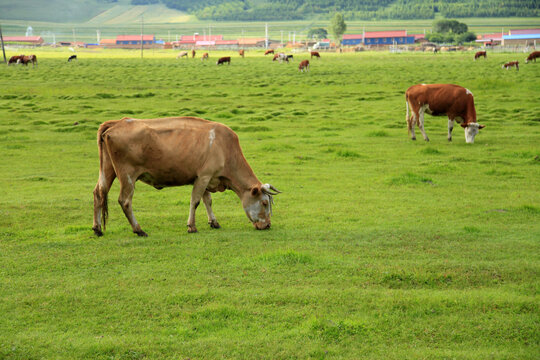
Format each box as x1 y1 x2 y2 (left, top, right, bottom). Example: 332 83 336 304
407 84 473 117
102 117 238 186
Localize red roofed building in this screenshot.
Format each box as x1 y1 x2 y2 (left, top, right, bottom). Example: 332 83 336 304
3 36 43 45
180 35 223 42
116 35 155 45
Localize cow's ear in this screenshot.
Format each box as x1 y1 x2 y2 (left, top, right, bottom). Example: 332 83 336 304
479 124 486 129
251 186 260 196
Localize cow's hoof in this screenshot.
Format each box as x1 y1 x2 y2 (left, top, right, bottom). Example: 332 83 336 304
424 138 430 142
187 225 198 233
209 220 221 229
93 228 103 237
448 138 452 142
135 230 148 237
411 137 416 141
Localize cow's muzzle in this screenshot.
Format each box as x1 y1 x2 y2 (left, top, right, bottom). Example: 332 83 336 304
253 221 271 230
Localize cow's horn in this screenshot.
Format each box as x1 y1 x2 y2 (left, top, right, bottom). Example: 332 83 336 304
262 183 281 195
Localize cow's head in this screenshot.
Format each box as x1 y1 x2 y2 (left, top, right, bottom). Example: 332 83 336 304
461 122 485 143
243 184 281 230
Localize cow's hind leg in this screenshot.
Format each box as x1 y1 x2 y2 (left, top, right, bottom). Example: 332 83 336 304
448 118 454 142
93 155 116 236
187 176 211 233
203 191 220 229
117 173 147 237
418 106 430 141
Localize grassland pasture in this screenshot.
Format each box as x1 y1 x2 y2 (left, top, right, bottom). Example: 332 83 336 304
0 48 539 359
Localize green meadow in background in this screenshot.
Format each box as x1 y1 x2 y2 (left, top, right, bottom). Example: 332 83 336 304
0 49 538 359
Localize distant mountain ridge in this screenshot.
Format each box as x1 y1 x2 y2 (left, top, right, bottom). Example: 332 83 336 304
1 0 538 23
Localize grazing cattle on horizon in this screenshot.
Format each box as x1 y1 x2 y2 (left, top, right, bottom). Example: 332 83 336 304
264 49 274 55
474 51 487 60
19 54 37 67
311 51 320 59
239 49 245 58
502 61 519 71
405 84 485 143
8 55 24 65
192 49 196 58
525 51 540 63
201 52 209 61
92 117 281 236
286 54 294 61
68 55 77 62
298 60 309 72
216 56 231 65
177 51 188 59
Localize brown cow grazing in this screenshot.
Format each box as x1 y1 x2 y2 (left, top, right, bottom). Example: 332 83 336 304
405 84 485 143
264 49 274 55
298 60 309 72
311 51 320 59
19 54 37 67
176 51 188 59
92 117 281 236
502 61 519 71
474 51 487 60
201 52 209 61
239 49 245 58
525 51 540 63
192 49 196 58
8 55 24 65
216 56 231 65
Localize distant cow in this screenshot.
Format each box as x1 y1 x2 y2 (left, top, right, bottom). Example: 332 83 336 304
474 51 487 60
68 55 77 62
286 54 294 61
273 53 288 63
201 52 209 61
239 49 245 58
192 49 196 58
177 51 188 59
8 55 24 65
405 84 485 143
502 61 519 71
19 55 37 67
311 51 320 59
92 117 281 236
216 56 231 65
525 51 540 63
298 60 309 72
264 49 274 55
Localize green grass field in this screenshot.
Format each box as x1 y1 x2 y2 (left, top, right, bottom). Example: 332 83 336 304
0 49 539 359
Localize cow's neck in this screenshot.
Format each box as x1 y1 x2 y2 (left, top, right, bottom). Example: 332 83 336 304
224 155 260 197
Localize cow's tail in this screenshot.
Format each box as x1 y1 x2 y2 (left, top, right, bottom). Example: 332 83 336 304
95 120 117 230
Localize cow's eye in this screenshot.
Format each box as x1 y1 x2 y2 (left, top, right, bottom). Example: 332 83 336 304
262 200 268 207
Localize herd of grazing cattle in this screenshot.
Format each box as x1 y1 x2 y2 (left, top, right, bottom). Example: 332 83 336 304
4 47 536 234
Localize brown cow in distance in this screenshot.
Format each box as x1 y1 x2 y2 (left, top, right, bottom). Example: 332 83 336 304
192 49 196 58
239 49 245 58
311 51 320 59
19 55 37 67
8 55 24 65
405 84 485 143
201 52 209 61
525 51 540 63
502 61 519 71
217 56 231 65
474 51 487 60
92 117 281 236
264 49 274 55
299 60 309 72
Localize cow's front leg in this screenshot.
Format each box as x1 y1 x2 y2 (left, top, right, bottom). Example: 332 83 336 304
203 191 220 229
187 177 210 233
448 118 454 141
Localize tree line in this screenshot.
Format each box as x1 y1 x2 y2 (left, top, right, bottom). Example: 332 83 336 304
131 0 539 21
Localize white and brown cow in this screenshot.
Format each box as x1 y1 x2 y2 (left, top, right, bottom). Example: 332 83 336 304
92 117 280 236
405 84 485 143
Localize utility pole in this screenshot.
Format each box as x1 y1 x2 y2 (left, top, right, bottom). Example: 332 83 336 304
0 25 6 64
280 30 283 46
265 23 268 49
140 15 144 59
72 28 76 45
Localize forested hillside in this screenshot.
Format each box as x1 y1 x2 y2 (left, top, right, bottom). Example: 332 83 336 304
133 0 539 21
